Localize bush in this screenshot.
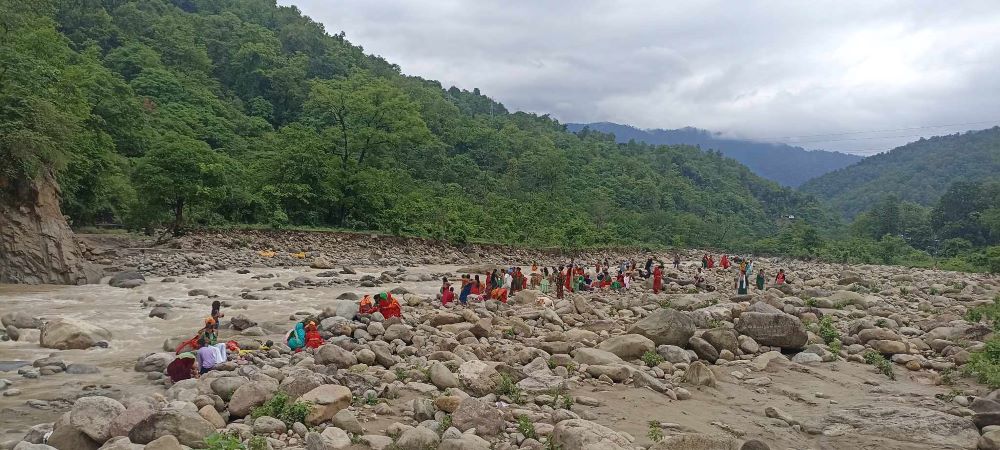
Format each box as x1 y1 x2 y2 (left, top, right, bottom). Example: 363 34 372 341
818 316 839 344
863 350 895 380
965 337 1000 388
496 373 523 403
642 350 664 367
250 392 311 427
517 415 537 439
204 432 245 450
647 421 664 442
965 296 1000 331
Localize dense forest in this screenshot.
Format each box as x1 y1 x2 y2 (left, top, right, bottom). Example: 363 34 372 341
2 0 998 272
566 122 862 187
1 0 834 251
800 127 1000 217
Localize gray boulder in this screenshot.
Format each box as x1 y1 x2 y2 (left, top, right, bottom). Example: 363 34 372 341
735 312 807 349
628 309 695 346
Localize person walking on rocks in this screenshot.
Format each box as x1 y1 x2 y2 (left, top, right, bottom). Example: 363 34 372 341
735 269 750 295
645 257 654 278
673 254 681 270
652 263 664 294
775 268 786 286
556 266 565 299
755 269 766 290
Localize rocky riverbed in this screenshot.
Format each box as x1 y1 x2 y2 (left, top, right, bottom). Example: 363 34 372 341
2 230 1000 450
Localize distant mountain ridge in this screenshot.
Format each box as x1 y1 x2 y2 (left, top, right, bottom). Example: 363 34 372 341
799 127 1000 218
565 122 863 187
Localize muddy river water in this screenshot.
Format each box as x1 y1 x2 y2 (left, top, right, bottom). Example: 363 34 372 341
0 264 458 439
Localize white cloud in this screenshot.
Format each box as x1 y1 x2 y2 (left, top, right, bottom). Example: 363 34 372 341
279 0 1000 155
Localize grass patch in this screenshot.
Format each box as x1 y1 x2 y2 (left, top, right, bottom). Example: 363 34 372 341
863 350 895 380
438 414 453 434
250 392 312 427
204 432 245 450
247 436 268 450
496 373 524 403
517 415 537 439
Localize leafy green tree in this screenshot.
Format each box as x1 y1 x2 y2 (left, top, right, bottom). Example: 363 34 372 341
303 71 432 168
131 134 230 233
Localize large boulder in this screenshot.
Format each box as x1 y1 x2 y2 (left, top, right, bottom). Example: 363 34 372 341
971 397 1000 429
2 312 40 329
735 312 807 349
48 413 99 450
688 336 719 363
571 347 625 366
395 426 440 450
227 380 278 418
701 328 739 354
649 433 740 449
428 362 460 389
451 397 504 436
40 318 112 350
597 334 655 360
315 344 358 369
457 360 500 396
108 271 145 288
684 361 717 387
822 406 978 449
129 405 215 448
551 419 632 450
310 256 335 269
300 385 352 425
628 309 695 346
134 353 174 373
229 315 256 331
69 396 126 443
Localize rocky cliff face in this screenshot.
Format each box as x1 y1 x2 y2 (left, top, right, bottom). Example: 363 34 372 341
0 172 97 284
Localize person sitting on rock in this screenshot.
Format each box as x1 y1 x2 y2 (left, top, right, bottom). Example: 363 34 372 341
375 292 402 319
359 295 378 315
720 254 731 270
775 268 787 286
304 320 324 349
166 352 198 382
490 287 509 303
287 322 306 351
442 286 456 306
197 342 226 374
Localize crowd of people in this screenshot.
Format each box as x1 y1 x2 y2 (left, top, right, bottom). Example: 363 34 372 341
164 253 790 383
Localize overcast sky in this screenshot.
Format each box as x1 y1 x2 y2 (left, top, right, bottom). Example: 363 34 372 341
279 0 1000 155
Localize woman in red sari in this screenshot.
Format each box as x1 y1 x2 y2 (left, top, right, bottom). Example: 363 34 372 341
652 264 664 294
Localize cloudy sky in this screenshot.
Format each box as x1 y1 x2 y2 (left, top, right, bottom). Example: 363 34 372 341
279 0 1000 155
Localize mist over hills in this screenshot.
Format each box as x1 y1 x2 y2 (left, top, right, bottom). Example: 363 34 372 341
565 122 862 187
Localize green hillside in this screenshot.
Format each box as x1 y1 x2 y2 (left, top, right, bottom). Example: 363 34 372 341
800 127 1000 218
1 0 837 251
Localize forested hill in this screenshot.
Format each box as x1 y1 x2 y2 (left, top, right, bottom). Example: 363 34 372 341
800 127 1000 218
2 0 836 251
566 122 862 187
